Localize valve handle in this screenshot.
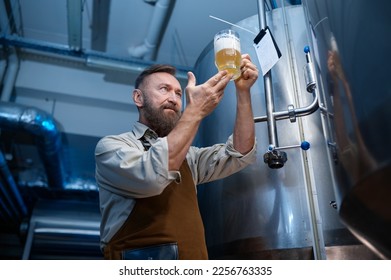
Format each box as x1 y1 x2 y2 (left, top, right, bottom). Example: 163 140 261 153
268 141 310 151
300 140 310 150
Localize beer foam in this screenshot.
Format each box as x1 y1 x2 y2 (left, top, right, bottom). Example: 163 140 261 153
214 36 241 52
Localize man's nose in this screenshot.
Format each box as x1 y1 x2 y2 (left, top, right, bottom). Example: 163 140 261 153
167 91 179 102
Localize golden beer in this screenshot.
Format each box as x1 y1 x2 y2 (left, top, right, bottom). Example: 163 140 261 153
214 29 241 80
215 48 242 79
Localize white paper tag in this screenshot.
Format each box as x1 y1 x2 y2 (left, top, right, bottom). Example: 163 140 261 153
253 28 281 76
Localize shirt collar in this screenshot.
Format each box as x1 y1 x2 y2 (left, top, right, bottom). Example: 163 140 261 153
132 122 158 140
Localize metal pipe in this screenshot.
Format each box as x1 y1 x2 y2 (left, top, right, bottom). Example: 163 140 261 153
0 102 65 189
0 35 191 81
66 0 83 51
128 0 174 60
9 0 22 34
1 47 19 101
0 149 28 218
0 0 20 102
257 0 279 146
0 180 16 222
0 179 20 221
254 89 319 122
0 53 6 84
86 54 189 81
0 0 10 35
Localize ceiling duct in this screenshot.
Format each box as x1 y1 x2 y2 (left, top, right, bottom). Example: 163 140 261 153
128 0 175 60
0 102 65 189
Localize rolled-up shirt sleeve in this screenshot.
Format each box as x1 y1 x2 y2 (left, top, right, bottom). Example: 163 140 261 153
187 134 257 185
95 134 179 198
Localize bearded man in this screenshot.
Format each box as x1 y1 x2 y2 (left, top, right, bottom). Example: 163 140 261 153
95 55 258 260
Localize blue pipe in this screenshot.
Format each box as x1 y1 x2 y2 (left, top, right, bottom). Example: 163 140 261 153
0 102 65 189
0 149 28 218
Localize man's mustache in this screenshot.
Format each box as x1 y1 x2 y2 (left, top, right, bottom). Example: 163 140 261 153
162 104 179 112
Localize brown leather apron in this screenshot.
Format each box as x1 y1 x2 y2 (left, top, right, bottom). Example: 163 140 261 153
103 160 208 260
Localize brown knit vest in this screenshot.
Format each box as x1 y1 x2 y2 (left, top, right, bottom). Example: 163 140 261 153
103 160 208 260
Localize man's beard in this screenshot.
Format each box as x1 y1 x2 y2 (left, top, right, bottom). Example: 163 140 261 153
142 96 181 137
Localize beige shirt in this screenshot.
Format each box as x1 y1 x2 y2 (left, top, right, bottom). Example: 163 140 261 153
95 122 257 249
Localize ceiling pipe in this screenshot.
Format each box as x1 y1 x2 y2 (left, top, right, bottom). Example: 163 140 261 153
0 102 66 190
1 47 19 101
0 0 8 84
0 35 191 81
0 180 16 222
91 0 111 51
0 0 10 35
0 0 20 102
128 0 174 60
0 50 6 85
66 0 83 51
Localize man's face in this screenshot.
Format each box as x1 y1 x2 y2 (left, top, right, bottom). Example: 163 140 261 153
139 72 183 137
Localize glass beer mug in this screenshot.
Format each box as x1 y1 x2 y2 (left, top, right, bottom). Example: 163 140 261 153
214 29 242 80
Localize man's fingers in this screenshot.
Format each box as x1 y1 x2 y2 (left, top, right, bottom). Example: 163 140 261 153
187 71 196 88
208 70 231 87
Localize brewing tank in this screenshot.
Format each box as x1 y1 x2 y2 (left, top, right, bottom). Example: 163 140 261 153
302 0 391 259
194 4 382 259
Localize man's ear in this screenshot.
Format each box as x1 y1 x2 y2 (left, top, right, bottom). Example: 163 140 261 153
133 89 143 107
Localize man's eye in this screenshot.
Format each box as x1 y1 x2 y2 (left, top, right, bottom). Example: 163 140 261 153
160 87 168 93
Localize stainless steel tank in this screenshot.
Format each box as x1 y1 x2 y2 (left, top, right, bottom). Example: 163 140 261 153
302 0 391 259
194 4 381 259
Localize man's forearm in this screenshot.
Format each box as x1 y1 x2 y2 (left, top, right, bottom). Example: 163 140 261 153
233 90 255 154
